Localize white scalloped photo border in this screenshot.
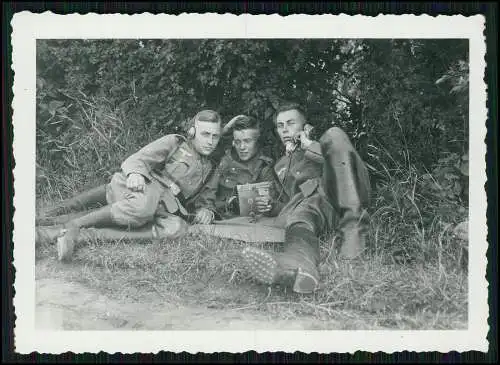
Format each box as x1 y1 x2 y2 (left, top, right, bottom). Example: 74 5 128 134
11 12 488 354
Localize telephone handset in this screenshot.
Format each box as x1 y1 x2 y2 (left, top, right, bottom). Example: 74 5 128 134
276 123 315 204
284 124 314 155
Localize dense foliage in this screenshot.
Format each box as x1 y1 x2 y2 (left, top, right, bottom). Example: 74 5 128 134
36 39 469 199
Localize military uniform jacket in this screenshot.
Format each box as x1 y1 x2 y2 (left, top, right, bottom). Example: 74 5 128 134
196 148 276 217
120 134 214 214
270 141 324 215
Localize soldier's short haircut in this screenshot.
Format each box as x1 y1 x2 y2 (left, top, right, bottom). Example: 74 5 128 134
194 109 222 124
273 102 308 124
232 115 261 132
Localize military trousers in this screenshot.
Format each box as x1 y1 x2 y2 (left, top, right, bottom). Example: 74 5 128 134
276 126 371 261
105 172 188 239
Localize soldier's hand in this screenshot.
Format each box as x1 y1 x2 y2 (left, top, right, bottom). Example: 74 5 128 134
126 173 146 192
297 124 314 150
227 196 240 214
222 115 248 135
297 131 313 150
194 208 215 224
254 196 273 213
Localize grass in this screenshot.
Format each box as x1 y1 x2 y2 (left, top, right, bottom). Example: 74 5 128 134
35 95 469 330
36 226 468 329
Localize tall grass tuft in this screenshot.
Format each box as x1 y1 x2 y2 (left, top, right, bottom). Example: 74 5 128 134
367 144 468 272
36 93 167 206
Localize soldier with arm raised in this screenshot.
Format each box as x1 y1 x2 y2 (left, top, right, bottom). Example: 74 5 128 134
195 115 276 220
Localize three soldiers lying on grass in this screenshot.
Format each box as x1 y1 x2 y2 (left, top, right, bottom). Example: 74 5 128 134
37 102 371 295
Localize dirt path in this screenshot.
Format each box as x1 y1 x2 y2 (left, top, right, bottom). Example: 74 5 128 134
36 273 336 331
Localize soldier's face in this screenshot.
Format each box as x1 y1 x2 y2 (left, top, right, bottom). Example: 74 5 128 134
192 120 221 156
275 109 306 146
233 129 260 161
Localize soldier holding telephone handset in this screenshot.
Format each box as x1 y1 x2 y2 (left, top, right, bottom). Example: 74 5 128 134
253 114 321 217
241 102 372 295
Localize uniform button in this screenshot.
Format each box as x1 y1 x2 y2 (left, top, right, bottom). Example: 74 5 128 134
231 168 236 171
296 171 301 175
226 179 230 183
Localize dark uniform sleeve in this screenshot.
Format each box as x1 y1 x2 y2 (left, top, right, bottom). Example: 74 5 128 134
303 141 324 164
121 134 180 182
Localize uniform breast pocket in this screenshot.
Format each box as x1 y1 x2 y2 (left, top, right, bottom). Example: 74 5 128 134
232 168 256 186
164 158 190 180
221 175 238 190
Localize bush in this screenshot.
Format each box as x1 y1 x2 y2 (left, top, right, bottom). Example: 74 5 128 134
36 39 469 171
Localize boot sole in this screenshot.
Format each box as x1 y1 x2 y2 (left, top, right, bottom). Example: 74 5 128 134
241 247 319 294
241 246 278 285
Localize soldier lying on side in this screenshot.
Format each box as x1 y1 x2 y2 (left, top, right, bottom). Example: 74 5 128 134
196 115 277 220
240 102 372 294
36 109 223 261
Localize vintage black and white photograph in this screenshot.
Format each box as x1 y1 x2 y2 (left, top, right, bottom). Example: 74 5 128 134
12 13 488 353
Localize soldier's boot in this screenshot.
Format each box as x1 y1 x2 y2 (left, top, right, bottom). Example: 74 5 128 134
338 215 369 259
35 225 65 245
38 184 108 223
241 224 320 294
57 205 113 262
36 209 99 227
319 127 371 259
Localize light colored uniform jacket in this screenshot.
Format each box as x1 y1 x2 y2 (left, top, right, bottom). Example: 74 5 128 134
106 134 214 228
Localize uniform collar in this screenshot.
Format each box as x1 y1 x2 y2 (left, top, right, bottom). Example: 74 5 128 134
279 147 305 161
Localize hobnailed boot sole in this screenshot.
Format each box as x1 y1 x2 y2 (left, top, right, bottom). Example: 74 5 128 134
241 246 279 285
241 246 319 294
